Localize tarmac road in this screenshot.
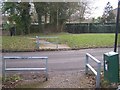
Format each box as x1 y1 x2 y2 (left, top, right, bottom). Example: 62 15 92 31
2 48 114 74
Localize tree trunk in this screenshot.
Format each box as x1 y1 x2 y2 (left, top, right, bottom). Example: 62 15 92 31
38 14 43 33
45 14 47 24
50 12 52 24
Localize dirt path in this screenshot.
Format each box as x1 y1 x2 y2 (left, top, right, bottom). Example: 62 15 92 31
29 37 70 50
41 71 95 88
3 71 95 88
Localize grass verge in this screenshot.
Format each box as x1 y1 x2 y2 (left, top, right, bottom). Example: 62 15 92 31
2 33 115 51
58 33 114 49
2 36 35 51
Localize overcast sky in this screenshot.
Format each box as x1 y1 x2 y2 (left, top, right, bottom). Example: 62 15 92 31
90 0 118 18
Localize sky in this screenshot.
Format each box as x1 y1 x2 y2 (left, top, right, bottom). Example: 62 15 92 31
91 0 118 18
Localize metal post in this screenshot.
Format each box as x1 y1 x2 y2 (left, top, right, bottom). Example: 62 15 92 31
2 58 5 82
45 58 48 81
85 53 101 88
56 37 58 49
85 54 89 74
96 62 101 88
114 1 120 52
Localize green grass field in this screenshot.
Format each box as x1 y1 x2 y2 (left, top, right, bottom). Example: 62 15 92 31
58 33 114 49
2 33 115 51
2 36 35 51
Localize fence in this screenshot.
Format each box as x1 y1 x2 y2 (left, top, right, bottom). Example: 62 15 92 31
2 56 48 81
36 36 58 49
85 53 101 88
65 23 118 33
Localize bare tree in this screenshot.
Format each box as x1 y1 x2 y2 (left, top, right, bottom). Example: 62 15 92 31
69 0 94 22
102 2 115 23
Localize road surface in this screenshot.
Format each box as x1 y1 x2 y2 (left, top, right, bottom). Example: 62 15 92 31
2 48 113 74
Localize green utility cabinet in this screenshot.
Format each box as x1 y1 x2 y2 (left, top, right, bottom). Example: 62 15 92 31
104 51 119 83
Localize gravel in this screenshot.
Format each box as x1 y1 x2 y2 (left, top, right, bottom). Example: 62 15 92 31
43 71 95 88
3 70 96 88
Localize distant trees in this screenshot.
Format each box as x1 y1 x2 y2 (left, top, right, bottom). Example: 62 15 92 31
102 2 115 23
2 1 93 34
34 2 70 32
2 2 31 35
34 2 92 32
34 2 76 32
68 1 92 23
94 2 115 23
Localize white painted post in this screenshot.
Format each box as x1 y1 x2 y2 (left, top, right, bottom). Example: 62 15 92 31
56 37 58 49
96 62 101 88
2 57 5 82
85 53 101 88
3 56 48 81
85 54 88 74
45 58 48 81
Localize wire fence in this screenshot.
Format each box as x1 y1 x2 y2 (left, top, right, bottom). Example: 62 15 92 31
65 23 119 33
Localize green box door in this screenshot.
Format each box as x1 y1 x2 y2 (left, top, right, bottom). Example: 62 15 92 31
104 51 119 83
